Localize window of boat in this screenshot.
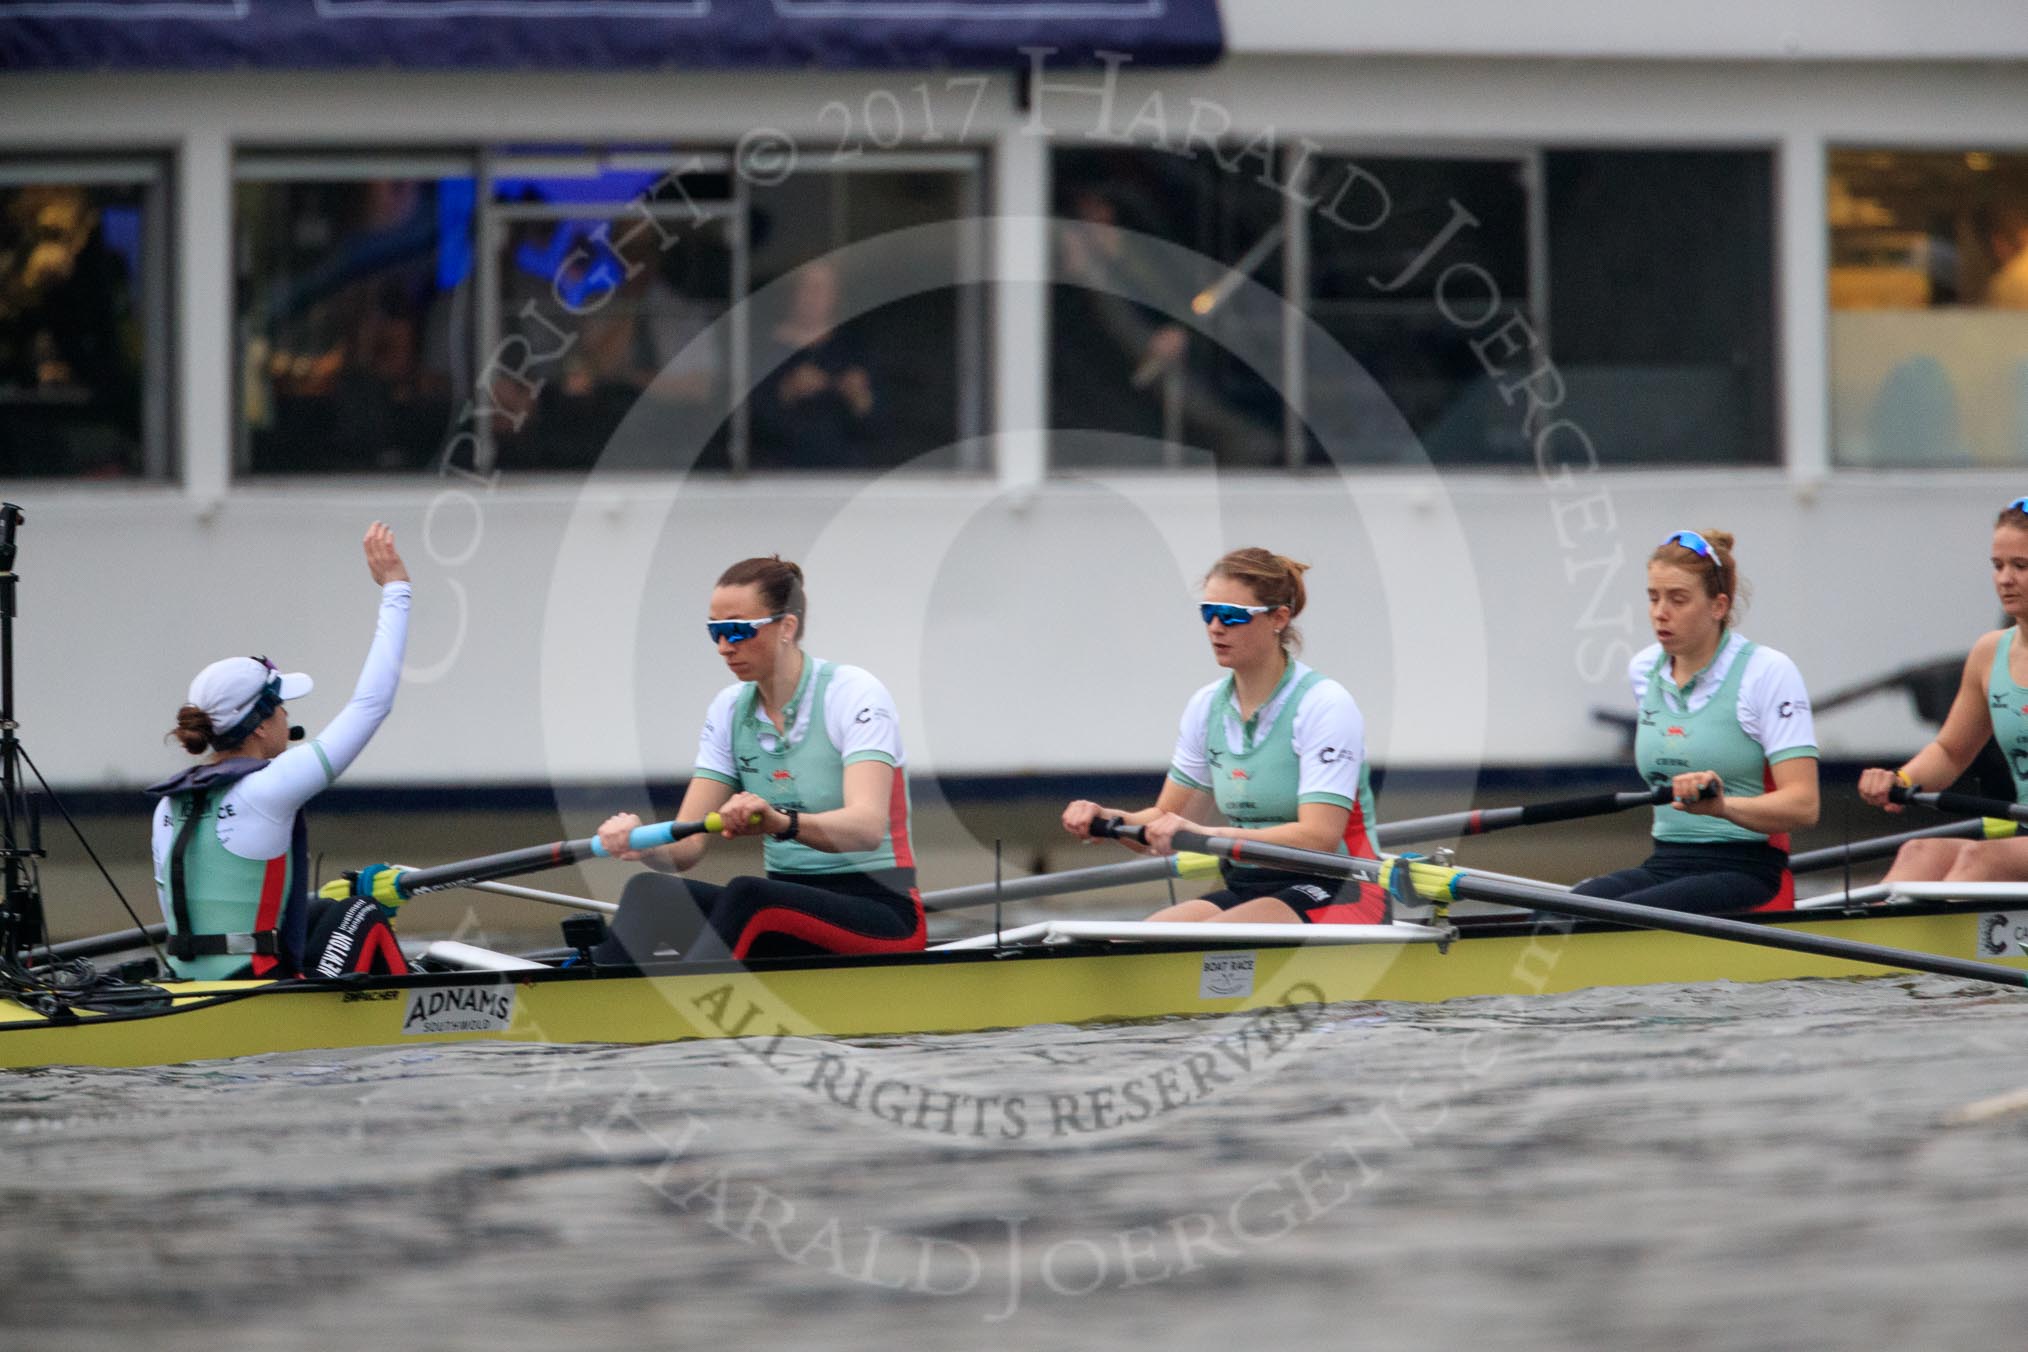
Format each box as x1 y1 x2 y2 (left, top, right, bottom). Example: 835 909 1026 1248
1828 147 2028 468
1048 146 1776 470
0 159 170 480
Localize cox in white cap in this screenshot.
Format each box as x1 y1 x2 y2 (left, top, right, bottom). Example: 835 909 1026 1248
186 655 314 749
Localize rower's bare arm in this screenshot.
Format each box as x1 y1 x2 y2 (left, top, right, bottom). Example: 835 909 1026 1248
759 758 892 855
1198 801 1352 857
1710 757 1818 835
1862 638 1995 806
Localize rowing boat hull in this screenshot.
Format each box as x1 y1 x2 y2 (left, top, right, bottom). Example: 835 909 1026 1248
3 909 2019 1071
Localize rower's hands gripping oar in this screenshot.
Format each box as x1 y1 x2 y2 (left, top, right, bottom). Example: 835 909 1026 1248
1098 811 1216 856
1667 775 1724 816
351 815 744 900
595 809 763 862
1885 782 2028 825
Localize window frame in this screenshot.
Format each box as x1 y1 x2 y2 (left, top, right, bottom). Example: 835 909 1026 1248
0 155 173 480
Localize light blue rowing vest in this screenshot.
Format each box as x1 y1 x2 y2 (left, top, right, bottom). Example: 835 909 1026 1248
1988 630 2028 802
727 659 911 876
1207 666 1377 885
1636 639 1775 845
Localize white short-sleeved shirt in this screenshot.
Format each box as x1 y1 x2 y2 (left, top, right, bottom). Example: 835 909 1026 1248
694 660 905 781
1167 659 1369 809
1628 632 1817 764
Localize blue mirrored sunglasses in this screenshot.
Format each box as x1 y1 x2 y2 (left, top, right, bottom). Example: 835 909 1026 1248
1660 530 1716 560
706 614 786 645
1200 602 1275 627
2005 497 2028 515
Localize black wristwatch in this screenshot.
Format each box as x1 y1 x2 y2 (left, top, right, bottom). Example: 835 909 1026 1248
771 807 800 842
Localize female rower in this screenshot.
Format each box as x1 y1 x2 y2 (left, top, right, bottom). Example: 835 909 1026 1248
1575 529 1819 914
147 523 412 980
592 555 923 963
1061 547 1390 925
1857 499 2028 882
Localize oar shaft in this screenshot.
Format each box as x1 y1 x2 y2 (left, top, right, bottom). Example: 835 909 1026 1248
396 838 596 895
1376 787 1667 848
1176 829 2028 990
924 850 1222 914
394 814 727 895
1789 817 1996 874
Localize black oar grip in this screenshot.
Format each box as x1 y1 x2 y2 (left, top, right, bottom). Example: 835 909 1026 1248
1090 815 1148 844
1895 784 2028 824
1518 789 1659 826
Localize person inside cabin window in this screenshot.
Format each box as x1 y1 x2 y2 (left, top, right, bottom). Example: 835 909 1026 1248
750 260 876 468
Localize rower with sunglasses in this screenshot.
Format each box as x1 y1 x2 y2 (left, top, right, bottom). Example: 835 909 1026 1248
1858 498 2028 884
1574 528 1819 914
591 555 923 963
147 523 413 980
1062 547 1391 925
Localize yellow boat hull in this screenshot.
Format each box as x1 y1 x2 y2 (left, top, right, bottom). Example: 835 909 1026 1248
2 909 2019 1071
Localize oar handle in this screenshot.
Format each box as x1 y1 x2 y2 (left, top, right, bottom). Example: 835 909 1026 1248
1089 815 1148 844
1889 783 2028 824
1379 783 1678 848
588 812 734 857
392 812 755 896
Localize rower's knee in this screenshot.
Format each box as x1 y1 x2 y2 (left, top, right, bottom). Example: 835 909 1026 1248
619 873 677 908
1944 842 2024 883
1891 838 1962 880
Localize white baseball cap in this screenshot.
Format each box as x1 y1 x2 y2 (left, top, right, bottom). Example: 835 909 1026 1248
187 656 314 745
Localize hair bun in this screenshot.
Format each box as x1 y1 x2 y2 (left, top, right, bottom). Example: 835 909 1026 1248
169 704 215 755
1701 529 1736 555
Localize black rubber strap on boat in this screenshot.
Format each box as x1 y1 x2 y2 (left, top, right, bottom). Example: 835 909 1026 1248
165 789 210 962
167 931 280 958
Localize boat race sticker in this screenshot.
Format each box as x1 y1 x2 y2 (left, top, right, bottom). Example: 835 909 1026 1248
1198 952 1256 1000
1978 912 2028 958
400 985 517 1035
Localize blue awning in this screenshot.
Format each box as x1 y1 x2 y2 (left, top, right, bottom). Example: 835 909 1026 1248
0 0 1223 71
